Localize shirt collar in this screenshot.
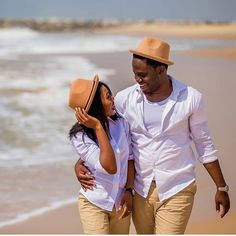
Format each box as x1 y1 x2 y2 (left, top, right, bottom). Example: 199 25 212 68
135 75 187 102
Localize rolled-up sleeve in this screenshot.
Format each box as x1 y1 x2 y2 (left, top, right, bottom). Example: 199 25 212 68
189 94 218 163
71 133 109 174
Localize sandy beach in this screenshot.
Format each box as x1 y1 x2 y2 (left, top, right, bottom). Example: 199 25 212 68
0 22 236 234
92 21 236 39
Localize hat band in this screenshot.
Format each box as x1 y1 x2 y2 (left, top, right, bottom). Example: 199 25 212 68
141 47 168 59
84 80 97 111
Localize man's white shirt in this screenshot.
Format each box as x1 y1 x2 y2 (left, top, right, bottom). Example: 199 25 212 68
115 76 217 201
143 92 170 134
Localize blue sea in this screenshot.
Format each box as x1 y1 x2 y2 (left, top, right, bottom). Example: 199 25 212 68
0 27 235 228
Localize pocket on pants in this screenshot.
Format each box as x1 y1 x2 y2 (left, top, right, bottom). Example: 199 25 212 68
181 181 197 195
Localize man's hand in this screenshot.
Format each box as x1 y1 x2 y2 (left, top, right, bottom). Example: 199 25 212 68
74 159 95 191
203 160 230 218
215 191 230 218
118 191 133 219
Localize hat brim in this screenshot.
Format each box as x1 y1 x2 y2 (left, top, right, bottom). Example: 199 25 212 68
129 49 174 66
84 75 99 112
84 74 99 112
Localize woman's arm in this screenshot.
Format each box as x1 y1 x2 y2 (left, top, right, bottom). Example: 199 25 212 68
76 107 117 174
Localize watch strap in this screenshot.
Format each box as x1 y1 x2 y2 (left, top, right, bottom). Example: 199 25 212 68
125 188 134 196
217 185 229 192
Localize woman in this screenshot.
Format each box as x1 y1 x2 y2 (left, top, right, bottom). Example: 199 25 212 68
68 75 134 234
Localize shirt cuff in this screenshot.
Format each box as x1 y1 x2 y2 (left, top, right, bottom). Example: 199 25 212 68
198 150 218 164
128 155 134 160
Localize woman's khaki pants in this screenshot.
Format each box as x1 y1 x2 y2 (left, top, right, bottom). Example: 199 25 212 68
78 194 131 234
133 181 197 234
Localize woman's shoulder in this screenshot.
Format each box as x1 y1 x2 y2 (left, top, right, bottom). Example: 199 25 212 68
71 131 96 147
109 115 127 126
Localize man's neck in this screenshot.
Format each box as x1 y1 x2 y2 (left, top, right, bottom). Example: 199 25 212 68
145 77 173 103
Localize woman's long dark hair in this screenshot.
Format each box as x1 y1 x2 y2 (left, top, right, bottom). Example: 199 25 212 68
69 81 119 144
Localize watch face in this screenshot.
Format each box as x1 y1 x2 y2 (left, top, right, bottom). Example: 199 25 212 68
132 189 135 196
125 188 135 196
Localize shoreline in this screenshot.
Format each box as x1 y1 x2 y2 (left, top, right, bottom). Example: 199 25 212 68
0 202 82 234
94 22 236 39
1 20 236 39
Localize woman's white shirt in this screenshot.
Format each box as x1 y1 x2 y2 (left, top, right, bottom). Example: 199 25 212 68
71 117 132 211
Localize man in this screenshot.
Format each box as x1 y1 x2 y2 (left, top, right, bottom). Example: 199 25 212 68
75 37 230 234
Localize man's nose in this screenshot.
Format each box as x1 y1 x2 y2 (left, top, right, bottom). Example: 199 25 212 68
135 75 143 83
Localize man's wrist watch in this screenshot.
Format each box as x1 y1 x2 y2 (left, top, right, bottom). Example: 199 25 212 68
217 185 229 193
125 188 135 196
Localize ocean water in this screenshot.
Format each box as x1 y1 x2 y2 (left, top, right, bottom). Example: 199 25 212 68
0 27 235 228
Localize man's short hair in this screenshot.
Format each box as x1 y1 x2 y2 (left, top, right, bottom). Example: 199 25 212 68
133 54 168 70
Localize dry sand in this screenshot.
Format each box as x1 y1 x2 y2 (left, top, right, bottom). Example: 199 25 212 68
0 22 236 234
93 21 236 39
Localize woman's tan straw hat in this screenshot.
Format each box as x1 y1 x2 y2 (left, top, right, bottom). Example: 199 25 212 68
129 37 174 65
68 74 99 112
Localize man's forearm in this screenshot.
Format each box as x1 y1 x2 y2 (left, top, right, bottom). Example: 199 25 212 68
125 160 135 189
203 160 227 187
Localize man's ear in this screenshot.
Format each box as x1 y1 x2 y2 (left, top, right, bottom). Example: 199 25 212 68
157 66 165 74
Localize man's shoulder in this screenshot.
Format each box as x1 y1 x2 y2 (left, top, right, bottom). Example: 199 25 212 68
186 84 202 98
173 77 202 98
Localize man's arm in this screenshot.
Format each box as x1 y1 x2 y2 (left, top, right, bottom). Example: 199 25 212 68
125 160 135 189
189 93 230 218
74 159 95 191
119 160 135 219
203 160 230 218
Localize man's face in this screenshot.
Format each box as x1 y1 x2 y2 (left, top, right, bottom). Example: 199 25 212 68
132 57 161 95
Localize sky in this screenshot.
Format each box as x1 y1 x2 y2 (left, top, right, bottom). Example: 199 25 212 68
0 0 235 22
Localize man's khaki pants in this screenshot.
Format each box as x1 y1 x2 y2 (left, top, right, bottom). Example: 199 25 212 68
78 194 131 234
133 181 197 234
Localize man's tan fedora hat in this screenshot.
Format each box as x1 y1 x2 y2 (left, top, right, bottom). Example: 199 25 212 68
68 74 99 112
129 37 174 65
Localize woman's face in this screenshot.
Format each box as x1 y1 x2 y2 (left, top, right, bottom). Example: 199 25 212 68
100 85 116 117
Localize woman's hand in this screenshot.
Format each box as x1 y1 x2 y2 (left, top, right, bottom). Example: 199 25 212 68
75 107 101 130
